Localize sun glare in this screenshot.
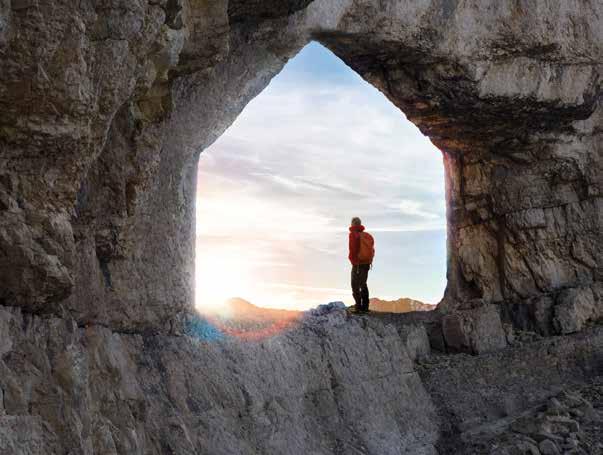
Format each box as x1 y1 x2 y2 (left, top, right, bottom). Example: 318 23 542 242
195 245 254 312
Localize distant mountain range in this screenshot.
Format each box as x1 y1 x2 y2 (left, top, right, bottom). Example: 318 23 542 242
199 298 301 340
368 297 435 313
204 297 301 320
201 296 434 319
198 296 435 340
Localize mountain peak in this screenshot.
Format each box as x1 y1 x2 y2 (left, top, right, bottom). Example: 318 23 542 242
369 297 435 313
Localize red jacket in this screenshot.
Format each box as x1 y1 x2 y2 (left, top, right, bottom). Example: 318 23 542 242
348 225 365 265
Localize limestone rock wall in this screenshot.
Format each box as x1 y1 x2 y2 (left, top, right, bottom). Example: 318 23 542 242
0 306 443 454
0 305 601 454
1 0 601 334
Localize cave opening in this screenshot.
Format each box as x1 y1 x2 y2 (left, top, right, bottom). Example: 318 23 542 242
194 42 446 319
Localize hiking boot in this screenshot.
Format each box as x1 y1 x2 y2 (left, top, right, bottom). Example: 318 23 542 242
348 307 370 315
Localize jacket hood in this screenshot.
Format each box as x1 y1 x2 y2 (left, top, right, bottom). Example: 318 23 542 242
349 225 365 232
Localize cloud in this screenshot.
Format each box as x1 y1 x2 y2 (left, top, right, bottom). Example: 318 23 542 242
198 79 445 222
265 282 352 294
397 199 440 220
370 225 445 233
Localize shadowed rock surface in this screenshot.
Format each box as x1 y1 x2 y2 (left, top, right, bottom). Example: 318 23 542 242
0 304 601 454
0 0 601 453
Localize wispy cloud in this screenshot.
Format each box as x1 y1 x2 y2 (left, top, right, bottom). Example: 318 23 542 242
397 199 441 220
265 283 352 294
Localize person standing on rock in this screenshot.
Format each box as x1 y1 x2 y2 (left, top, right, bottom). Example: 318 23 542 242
348 217 375 314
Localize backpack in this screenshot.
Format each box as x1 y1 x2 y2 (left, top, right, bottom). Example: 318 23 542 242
358 232 375 264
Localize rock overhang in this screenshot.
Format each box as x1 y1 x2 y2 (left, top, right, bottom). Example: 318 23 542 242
0 0 600 339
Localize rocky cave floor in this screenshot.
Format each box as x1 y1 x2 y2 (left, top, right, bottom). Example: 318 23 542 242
422 355 603 455
343 309 603 455
446 379 603 455
190 305 603 455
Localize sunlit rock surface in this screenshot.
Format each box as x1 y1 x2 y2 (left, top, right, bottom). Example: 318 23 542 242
0 0 602 453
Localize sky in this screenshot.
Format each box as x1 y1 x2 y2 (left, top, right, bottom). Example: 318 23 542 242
195 42 447 311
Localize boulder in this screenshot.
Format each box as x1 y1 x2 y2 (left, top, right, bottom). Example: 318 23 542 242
554 287 597 334
442 304 508 354
538 439 560 455
398 323 431 362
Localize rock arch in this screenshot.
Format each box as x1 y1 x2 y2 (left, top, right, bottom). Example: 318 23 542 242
0 2 602 453
0 0 600 339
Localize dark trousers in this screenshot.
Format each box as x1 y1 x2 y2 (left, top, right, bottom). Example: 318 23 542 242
351 264 370 310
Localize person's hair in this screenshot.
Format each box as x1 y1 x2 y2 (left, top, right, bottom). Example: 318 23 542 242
351 217 362 226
